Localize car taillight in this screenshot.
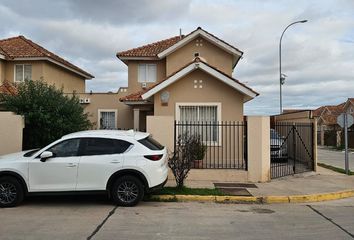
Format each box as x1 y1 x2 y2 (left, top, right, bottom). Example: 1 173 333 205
144 154 163 161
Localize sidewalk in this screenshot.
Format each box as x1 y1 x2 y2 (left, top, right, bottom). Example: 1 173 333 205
162 166 354 203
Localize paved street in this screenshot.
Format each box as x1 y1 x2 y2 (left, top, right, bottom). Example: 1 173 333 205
0 195 353 240
318 147 354 171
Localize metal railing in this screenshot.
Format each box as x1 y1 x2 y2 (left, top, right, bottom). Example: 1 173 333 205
174 121 247 169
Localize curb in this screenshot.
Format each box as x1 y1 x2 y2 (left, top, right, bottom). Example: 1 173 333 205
150 189 354 204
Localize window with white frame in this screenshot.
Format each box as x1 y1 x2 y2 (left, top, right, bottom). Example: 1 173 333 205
177 104 220 143
138 64 157 83
15 64 32 82
98 110 117 130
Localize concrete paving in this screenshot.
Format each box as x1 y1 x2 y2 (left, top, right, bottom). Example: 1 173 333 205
318 147 354 171
166 166 354 197
0 197 353 240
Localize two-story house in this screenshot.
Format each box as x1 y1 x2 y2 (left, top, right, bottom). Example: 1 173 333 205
117 27 258 130
76 27 258 132
0 35 93 93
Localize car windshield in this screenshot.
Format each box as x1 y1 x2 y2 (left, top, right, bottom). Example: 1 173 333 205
23 149 40 157
270 130 281 139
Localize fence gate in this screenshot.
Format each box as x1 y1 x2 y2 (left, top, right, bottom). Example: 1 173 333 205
270 122 314 179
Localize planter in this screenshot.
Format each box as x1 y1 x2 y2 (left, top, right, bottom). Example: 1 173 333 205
193 159 203 169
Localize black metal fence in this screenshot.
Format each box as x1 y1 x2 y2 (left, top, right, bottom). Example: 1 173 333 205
174 121 247 169
270 122 314 179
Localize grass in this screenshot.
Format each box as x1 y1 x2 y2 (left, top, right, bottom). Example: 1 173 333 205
318 163 354 175
156 186 226 196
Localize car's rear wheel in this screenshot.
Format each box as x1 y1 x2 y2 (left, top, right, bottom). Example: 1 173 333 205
0 176 24 208
111 175 144 207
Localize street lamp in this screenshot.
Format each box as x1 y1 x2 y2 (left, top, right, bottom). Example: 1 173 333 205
279 20 308 114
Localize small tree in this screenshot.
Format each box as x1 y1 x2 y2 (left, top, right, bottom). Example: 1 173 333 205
168 134 203 188
0 80 92 149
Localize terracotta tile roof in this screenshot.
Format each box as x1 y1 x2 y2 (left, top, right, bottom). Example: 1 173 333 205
0 81 17 95
120 57 258 102
0 36 94 78
117 27 243 59
117 36 183 58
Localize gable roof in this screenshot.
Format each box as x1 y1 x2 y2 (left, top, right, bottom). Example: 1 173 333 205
117 36 183 59
116 27 243 68
0 36 94 79
120 57 258 103
157 27 243 59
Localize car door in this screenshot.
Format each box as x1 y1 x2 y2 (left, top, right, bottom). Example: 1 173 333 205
76 138 132 190
28 138 81 192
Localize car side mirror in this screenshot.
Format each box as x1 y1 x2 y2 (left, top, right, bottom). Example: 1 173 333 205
40 151 53 162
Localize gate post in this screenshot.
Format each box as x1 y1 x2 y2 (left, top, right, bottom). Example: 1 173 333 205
247 116 270 182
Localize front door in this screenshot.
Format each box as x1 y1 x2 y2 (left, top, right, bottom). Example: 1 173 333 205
29 138 81 192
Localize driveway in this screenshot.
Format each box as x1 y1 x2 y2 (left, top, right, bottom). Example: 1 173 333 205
0 195 353 240
318 147 354 171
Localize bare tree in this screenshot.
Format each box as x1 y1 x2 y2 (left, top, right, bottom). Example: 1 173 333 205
168 134 202 188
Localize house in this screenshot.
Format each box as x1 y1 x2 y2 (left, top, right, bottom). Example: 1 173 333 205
0 35 93 93
314 99 354 147
79 27 258 132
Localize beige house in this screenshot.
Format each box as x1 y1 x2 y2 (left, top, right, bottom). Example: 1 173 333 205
314 98 354 147
81 27 258 131
0 35 93 93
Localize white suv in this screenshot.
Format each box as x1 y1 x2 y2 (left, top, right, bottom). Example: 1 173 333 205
0 130 168 207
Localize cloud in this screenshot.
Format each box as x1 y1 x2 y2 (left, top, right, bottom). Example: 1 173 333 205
0 0 354 114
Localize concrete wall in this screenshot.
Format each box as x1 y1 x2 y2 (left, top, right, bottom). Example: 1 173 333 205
3 60 85 93
247 116 270 182
127 59 166 94
43 62 85 93
4 60 43 82
0 112 24 155
74 92 133 130
153 69 244 122
274 110 313 123
166 36 235 76
146 115 174 153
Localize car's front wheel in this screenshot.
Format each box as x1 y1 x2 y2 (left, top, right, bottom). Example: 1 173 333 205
0 176 24 208
111 175 144 207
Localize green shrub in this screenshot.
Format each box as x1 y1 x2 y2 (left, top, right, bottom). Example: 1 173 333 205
1 80 92 149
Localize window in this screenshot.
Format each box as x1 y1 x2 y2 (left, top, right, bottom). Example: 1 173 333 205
177 103 221 143
15 64 32 82
80 138 132 156
47 139 81 158
138 64 157 83
98 110 117 129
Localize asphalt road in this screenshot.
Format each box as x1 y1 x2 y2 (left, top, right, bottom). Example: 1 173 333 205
318 147 354 171
0 195 353 240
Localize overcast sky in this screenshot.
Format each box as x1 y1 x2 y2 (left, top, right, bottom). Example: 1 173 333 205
1 0 353 115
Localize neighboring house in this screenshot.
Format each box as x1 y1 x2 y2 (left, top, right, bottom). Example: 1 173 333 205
314 99 354 146
0 35 93 93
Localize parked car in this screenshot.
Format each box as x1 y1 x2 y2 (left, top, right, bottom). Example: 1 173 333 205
0 130 168 208
270 129 288 162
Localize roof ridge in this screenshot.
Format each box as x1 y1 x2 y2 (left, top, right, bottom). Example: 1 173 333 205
17 35 46 57
0 35 24 43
